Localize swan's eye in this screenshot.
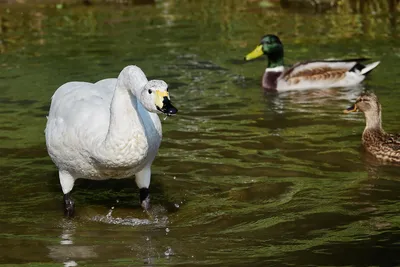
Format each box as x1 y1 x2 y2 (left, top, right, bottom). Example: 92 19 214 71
148 89 152 94
166 88 169 92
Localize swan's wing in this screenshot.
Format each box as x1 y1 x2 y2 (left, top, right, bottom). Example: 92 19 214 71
46 81 114 151
94 78 118 98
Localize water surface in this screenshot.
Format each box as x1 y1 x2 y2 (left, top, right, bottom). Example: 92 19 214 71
1 1 400 266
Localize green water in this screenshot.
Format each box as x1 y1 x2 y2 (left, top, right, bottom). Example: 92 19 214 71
1 1 400 266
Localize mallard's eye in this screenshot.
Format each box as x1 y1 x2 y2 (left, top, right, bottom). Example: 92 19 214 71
148 89 152 94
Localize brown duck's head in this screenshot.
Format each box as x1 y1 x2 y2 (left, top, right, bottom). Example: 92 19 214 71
343 93 381 114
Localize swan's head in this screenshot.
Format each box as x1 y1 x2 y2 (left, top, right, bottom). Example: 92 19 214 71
141 80 178 116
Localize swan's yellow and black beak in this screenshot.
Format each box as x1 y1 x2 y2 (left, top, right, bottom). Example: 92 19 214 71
244 45 264 61
155 90 178 116
343 104 358 114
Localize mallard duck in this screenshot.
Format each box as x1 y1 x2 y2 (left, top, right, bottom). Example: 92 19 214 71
344 93 400 163
45 65 178 216
244 34 380 91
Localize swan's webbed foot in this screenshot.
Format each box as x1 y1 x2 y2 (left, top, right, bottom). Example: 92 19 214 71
63 193 75 217
139 188 150 211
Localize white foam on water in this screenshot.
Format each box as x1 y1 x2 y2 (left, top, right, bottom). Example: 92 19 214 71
64 260 78 267
164 247 174 257
92 214 152 226
90 205 169 227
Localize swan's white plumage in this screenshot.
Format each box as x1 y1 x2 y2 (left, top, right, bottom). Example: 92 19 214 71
45 65 167 196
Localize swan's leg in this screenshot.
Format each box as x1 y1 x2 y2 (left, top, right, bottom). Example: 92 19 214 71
135 165 151 210
59 170 76 217
63 193 74 217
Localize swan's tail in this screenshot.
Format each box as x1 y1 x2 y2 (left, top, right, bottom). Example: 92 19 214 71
361 61 380 75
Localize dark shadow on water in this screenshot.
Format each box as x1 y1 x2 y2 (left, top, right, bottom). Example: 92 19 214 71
265 231 400 267
178 60 228 71
0 145 48 159
227 57 265 65
48 173 180 214
226 182 293 204
0 97 38 106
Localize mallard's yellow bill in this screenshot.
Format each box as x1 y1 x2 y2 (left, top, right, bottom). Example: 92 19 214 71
245 45 263 61
343 104 358 114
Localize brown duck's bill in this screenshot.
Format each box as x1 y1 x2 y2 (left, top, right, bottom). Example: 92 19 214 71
343 104 358 114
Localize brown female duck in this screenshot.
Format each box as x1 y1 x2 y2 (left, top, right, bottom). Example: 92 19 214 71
344 93 400 163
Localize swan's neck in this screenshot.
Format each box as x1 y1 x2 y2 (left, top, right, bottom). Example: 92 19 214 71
103 66 148 152
105 83 141 146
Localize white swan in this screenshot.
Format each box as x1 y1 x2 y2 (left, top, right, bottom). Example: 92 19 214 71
45 65 178 216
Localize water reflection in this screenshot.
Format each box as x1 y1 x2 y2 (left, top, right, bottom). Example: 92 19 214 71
47 220 97 266
280 0 399 16
46 209 175 265
1 0 400 266
90 205 169 227
264 85 364 116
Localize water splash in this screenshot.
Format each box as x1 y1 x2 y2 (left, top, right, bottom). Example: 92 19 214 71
64 260 78 267
164 247 174 257
91 205 169 227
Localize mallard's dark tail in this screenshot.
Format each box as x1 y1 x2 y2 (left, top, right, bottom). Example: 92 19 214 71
350 61 380 75
360 61 380 75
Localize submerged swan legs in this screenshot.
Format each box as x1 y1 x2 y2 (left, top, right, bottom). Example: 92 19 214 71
63 193 75 217
57 167 153 214
140 188 150 210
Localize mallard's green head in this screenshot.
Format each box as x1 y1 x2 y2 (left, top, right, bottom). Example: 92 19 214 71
245 34 284 67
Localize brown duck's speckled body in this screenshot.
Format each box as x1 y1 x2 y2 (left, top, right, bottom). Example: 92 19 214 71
345 93 400 163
